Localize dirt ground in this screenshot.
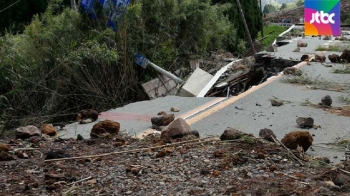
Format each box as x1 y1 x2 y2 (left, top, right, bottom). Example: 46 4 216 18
1 133 350 196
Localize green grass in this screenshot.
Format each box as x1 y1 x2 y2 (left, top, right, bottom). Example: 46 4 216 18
332 64 350 74
338 94 350 104
257 25 288 48
315 43 350 52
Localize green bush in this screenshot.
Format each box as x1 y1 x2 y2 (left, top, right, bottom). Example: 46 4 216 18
0 0 239 132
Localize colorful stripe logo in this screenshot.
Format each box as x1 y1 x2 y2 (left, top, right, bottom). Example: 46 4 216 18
304 0 340 36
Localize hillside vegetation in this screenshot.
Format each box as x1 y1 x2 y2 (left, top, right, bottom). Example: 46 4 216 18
0 0 263 133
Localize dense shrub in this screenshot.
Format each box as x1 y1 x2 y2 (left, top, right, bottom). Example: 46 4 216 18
0 0 240 132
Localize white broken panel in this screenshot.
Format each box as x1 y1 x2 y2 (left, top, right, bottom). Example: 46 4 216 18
178 67 213 97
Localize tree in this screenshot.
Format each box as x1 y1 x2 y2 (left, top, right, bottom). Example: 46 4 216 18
296 0 304 7
263 4 277 14
280 3 287 10
211 0 263 52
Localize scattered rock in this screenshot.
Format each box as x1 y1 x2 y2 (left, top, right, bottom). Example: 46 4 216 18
315 51 326 62
170 107 179 112
301 54 309 61
328 54 341 63
293 47 300 52
283 67 302 76
161 118 191 139
16 151 29 159
16 125 41 139
45 150 70 160
220 127 253 141
271 99 284 106
321 95 332 106
323 36 331 40
90 120 120 138
77 134 84 141
0 143 10 152
259 128 277 142
340 49 350 63
157 111 168 116
0 151 14 161
334 173 350 186
297 40 308 47
190 130 200 138
29 136 42 143
41 124 57 136
151 114 175 127
281 131 313 152
296 117 314 128
77 109 99 124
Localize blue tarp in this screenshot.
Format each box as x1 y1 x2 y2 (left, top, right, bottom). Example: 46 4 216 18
80 0 130 31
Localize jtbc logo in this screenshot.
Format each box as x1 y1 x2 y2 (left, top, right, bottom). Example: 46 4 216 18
310 11 335 24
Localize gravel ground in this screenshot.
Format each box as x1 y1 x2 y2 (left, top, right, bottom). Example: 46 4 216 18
1 132 350 196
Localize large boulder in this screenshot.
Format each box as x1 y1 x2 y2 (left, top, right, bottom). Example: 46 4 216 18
281 131 313 152
296 117 314 128
220 127 253 141
41 124 57 136
315 51 326 62
16 125 41 139
161 118 191 139
90 120 120 138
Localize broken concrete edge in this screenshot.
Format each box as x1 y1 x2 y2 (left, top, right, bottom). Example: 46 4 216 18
272 24 296 52
196 59 243 97
136 59 312 140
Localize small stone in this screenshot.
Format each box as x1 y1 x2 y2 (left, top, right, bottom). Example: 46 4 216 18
77 134 84 141
41 124 58 136
259 128 277 142
0 143 10 152
77 109 99 124
271 100 283 106
16 125 40 139
297 40 308 47
269 165 277 172
0 151 14 161
152 114 175 127
281 131 313 152
321 95 332 106
315 51 326 62
170 107 179 112
190 130 200 138
301 55 309 61
114 142 124 147
296 117 314 128
292 47 300 52
90 120 120 139
220 127 254 141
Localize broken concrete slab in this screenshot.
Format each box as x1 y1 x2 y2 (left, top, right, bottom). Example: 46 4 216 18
178 67 213 97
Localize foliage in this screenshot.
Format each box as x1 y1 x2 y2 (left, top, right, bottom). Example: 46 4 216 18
315 43 350 52
280 3 287 10
212 0 263 52
257 25 287 48
296 0 304 7
263 4 277 14
0 0 238 131
0 0 56 34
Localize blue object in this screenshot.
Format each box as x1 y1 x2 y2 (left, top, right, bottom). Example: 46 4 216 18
135 54 149 68
80 0 130 31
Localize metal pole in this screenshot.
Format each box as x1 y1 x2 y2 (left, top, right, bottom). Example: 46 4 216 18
71 0 76 11
148 62 184 84
235 0 256 54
